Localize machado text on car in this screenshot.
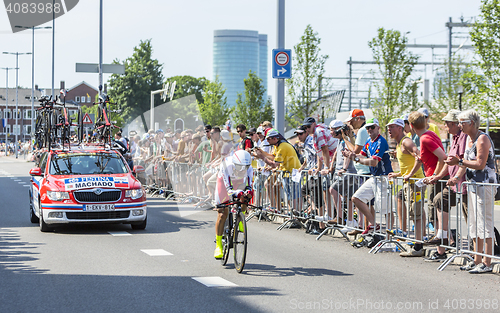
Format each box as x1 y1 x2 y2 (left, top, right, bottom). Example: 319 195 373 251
29 145 147 232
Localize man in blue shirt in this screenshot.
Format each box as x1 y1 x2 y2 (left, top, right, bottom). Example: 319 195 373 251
343 118 393 234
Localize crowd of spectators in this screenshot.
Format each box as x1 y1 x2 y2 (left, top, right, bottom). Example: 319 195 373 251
115 107 497 274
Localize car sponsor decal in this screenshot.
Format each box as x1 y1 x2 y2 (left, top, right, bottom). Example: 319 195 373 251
64 177 115 190
114 177 129 188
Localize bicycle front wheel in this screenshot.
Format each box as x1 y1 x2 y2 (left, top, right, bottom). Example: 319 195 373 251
233 212 247 273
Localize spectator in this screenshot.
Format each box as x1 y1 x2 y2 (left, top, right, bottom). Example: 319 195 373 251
247 127 259 149
236 124 254 151
220 130 234 158
344 109 371 235
408 111 448 262
386 118 426 257
114 131 127 147
197 131 212 166
344 118 393 235
253 129 301 213
445 109 497 274
296 125 322 228
303 117 338 222
327 120 358 233
401 113 420 148
426 110 468 257
172 129 182 152
203 125 212 141
418 108 441 139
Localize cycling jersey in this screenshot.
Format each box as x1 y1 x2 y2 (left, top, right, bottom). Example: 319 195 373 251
215 156 253 204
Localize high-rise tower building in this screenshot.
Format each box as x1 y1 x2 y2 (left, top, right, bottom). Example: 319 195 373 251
213 30 268 107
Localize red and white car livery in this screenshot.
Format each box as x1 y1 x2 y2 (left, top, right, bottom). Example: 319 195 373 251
29 147 147 232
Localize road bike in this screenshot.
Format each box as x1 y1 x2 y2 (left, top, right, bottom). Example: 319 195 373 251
93 94 120 144
217 201 260 273
34 96 57 150
54 100 82 148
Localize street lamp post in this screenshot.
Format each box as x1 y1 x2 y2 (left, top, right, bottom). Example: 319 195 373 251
457 85 464 111
15 25 52 143
3 51 32 158
1 67 17 154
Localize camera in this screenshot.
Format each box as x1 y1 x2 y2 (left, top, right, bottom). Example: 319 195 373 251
335 124 350 136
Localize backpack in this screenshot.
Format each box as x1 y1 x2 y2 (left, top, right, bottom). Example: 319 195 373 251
239 137 254 151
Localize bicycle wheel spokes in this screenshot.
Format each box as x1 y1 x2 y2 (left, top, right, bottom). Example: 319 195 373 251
233 212 247 273
221 216 231 266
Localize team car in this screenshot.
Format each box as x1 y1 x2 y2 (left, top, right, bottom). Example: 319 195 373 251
28 146 147 232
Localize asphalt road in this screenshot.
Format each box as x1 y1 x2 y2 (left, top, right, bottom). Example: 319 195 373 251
0 156 499 313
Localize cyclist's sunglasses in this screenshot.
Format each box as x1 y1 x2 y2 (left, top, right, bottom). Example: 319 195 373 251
366 125 376 130
234 164 250 172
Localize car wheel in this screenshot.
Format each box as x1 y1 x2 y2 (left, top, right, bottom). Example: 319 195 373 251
39 203 52 232
30 204 39 224
131 216 147 230
29 189 39 223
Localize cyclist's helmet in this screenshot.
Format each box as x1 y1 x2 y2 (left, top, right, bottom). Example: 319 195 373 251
232 150 252 173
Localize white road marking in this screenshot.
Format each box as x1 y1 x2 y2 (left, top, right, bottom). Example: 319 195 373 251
108 231 132 236
141 249 173 256
192 277 238 287
23 185 30 187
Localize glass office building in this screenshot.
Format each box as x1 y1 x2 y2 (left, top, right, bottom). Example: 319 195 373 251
213 30 268 107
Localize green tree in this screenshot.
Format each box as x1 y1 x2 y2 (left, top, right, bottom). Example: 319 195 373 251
286 25 329 127
368 28 418 128
430 56 474 114
164 75 207 104
199 77 232 126
233 70 274 128
469 0 500 121
107 39 164 131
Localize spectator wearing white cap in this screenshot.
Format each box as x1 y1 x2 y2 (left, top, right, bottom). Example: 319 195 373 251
327 120 358 232
344 118 393 235
418 108 441 139
253 129 301 212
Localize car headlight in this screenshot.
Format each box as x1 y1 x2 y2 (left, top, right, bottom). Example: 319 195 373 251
125 189 143 200
46 191 70 201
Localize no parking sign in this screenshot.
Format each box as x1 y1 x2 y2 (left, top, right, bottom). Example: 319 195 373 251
272 49 292 79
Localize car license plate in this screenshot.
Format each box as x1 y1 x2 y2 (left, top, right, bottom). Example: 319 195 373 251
84 204 115 211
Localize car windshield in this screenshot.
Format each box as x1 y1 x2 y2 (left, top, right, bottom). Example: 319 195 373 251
49 152 128 175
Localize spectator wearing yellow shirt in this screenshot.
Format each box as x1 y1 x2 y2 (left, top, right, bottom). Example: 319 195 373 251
253 130 301 212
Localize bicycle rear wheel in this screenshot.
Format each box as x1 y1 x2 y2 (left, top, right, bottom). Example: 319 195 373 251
77 108 83 143
233 212 247 273
221 214 231 266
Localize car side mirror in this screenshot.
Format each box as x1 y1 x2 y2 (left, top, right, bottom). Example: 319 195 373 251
29 168 42 176
133 165 145 173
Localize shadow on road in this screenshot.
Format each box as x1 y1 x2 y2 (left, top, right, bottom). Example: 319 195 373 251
0 228 48 274
242 263 353 277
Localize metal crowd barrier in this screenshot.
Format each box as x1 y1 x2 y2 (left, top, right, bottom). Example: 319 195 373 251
140 159 500 271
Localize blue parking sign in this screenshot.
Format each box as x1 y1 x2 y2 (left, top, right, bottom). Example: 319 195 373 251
272 49 292 79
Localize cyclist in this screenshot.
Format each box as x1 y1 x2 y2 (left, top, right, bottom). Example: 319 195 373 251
214 150 253 259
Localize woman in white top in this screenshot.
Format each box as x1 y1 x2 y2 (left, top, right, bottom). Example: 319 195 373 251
446 109 497 274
